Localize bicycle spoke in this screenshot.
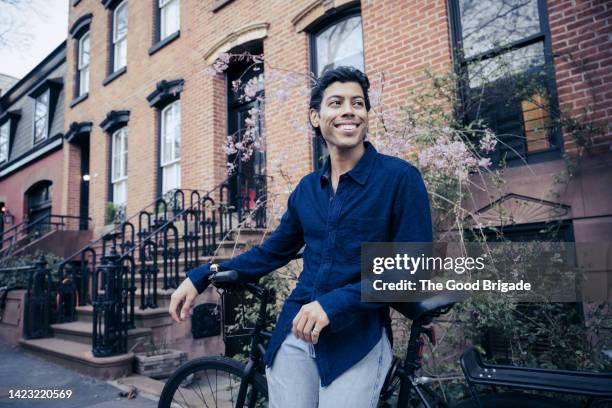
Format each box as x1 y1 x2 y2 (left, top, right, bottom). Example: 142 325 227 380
175 387 191 408
203 369 217 406
193 375 211 408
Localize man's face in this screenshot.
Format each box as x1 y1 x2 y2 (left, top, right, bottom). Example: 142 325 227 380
310 81 368 152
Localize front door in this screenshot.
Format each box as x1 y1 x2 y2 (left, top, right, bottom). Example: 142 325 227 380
226 60 266 228
79 139 90 230
25 181 52 233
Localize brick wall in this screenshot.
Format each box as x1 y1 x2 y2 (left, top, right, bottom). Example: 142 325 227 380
63 0 611 231
548 0 612 154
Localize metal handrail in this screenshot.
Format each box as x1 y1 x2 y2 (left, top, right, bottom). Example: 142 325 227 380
56 189 208 268
0 214 92 257
117 180 235 263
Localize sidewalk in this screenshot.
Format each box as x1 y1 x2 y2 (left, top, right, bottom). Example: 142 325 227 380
0 340 157 408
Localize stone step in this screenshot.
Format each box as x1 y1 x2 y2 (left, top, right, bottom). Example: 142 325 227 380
51 321 151 349
19 337 134 380
111 374 166 402
75 305 173 329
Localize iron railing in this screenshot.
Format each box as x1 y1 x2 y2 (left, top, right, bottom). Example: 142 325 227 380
42 173 270 357
0 214 91 259
23 257 53 339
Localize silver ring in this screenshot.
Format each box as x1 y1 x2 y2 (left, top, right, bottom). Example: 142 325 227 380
312 328 320 335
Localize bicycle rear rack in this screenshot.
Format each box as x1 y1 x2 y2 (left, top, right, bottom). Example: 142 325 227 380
460 347 612 397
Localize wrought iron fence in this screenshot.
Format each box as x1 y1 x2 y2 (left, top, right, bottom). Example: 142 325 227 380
50 175 269 357
24 257 53 339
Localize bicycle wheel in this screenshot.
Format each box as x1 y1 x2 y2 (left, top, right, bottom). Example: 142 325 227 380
453 392 576 408
158 356 268 408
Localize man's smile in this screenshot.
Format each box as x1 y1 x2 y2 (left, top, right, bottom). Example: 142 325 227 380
334 122 361 134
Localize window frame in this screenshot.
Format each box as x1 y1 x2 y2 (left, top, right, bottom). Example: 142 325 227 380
77 31 90 97
308 6 365 171
112 0 128 73
159 0 180 41
159 99 181 194
110 126 128 205
448 0 562 166
33 90 50 145
0 121 9 163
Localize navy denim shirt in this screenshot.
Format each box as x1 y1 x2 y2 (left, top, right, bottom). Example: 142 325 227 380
187 141 432 386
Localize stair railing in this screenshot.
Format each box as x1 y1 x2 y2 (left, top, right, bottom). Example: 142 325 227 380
87 181 238 357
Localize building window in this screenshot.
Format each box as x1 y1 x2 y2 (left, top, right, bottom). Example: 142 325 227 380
78 32 90 96
450 0 561 165
160 100 181 194
309 9 364 169
33 91 50 144
160 0 179 40
111 127 128 206
0 121 9 162
112 0 128 72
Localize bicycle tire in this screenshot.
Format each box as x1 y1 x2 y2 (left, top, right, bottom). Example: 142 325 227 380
158 356 268 408
453 392 577 408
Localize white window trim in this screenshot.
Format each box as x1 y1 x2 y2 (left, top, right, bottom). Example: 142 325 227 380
111 127 128 183
33 90 50 144
0 121 9 163
159 0 179 40
113 0 128 72
78 32 90 95
160 100 181 193
160 100 181 167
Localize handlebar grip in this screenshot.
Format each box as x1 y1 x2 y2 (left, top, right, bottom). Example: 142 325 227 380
210 269 239 285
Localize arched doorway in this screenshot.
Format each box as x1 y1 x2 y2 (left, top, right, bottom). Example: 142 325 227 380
24 180 52 228
226 42 266 228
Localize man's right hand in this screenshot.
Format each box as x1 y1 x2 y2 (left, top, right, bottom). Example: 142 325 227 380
169 278 199 323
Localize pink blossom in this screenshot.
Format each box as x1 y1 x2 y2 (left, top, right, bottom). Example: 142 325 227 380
479 129 497 152
478 158 492 168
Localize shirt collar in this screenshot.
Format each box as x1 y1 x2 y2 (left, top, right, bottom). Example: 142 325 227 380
319 141 377 187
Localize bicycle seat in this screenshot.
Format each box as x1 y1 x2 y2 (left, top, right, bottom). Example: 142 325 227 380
391 292 467 321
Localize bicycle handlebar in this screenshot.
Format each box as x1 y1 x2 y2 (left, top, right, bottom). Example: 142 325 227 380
209 269 266 298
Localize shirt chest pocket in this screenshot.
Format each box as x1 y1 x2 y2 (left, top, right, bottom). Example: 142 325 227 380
335 217 387 264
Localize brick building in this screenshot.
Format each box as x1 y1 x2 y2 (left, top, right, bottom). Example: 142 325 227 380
60 0 611 239
2 0 610 381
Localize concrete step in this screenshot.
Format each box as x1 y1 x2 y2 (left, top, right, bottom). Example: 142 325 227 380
19 337 134 380
51 321 152 349
111 374 166 402
76 305 173 329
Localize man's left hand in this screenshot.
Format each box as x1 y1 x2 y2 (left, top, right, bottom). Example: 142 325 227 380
292 301 330 344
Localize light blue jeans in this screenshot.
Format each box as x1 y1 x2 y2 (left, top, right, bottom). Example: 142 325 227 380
265 329 393 408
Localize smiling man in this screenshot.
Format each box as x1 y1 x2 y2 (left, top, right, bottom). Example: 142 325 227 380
169 66 433 407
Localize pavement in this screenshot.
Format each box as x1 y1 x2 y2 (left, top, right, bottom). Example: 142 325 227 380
0 340 158 408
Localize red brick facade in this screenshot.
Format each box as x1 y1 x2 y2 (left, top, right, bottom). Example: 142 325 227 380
61 0 611 234
548 0 612 154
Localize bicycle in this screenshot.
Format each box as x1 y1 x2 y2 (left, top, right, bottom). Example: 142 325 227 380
159 269 612 408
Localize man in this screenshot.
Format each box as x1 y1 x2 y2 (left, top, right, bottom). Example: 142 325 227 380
169 66 432 407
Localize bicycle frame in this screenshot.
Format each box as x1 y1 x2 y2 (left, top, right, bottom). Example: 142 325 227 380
223 282 272 408
392 316 451 408
211 272 612 408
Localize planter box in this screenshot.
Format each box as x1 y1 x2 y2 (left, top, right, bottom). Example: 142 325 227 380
134 349 188 379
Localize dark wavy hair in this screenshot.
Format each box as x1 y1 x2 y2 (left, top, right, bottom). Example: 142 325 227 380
309 66 371 141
